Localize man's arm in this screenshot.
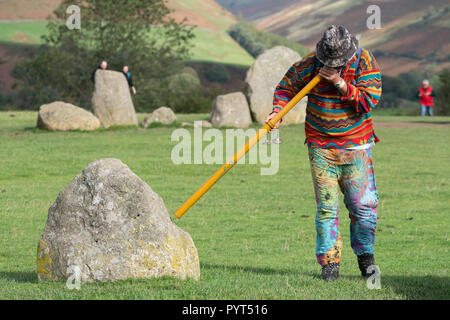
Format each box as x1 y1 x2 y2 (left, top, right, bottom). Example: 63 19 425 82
272 54 316 113
91 69 97 83
339 50 382 113
128 74 136 94
266 54 315 128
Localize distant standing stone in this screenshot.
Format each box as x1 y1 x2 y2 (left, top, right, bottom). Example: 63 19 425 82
37 101 100 131
37 158 200 283
142 106 177 128
92 70 138 128
211 92 252 128
245 46 307 125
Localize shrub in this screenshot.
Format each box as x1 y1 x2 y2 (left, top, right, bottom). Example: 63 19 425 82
205 64 230 83
436 69 450 115
228 21 309 58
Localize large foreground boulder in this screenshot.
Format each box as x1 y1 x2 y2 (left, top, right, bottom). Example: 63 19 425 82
37 158 200 283
245 46 307 125
92 70 138 128
142 106 176 128
211 92 252 128
37 102 100 131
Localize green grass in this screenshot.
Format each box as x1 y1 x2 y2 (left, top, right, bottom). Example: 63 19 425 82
0 21 48 44
190 28 254 66
173 0 236 31
0 111 449 299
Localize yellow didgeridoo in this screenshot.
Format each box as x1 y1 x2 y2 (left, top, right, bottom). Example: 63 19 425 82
174 75 321 219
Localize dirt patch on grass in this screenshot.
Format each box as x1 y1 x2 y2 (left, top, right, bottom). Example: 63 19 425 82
11 31 36 44
375 122 450 128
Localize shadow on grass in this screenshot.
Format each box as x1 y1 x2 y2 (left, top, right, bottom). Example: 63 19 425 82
0 271 38 283
204 263 449 299
339 274 450 300
22 125 141 133
202 263 299 276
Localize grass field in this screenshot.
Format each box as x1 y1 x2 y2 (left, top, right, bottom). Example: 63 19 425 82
0 21 48 44
0 111 449 299
189 28 254 66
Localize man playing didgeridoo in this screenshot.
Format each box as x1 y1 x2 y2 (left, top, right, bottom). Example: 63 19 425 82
265 25 382 281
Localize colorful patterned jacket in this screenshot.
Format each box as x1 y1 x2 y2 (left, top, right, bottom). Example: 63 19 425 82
272 49 382 149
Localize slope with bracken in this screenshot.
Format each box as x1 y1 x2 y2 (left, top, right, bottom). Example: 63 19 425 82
219 0 450 76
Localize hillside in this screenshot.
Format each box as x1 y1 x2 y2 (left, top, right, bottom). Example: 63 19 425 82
0 0 253 64
215 0 297 21
219 0 450 76
0 0 255 92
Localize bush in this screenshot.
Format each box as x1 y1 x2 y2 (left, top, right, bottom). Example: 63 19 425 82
205 64 230 83
378 75 410 108
137 66 219 114
229 24 266 58
228 21 309 58
171 85 223 114
436 69 450 115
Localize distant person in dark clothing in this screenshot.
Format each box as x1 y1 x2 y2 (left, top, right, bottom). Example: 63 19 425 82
417 79 436 116
91 60 108 83
122 66 136 95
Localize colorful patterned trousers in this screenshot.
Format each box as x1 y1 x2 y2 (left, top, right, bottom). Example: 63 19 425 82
308 146 378 266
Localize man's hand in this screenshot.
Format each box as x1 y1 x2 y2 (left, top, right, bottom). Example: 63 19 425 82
132 87 137 95
319 66 348 95
319 66 341 85
265 111 282 130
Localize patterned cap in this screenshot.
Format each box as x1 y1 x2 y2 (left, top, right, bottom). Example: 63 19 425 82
316 25 359 68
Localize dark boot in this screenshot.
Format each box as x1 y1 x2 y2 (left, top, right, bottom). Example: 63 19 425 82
321 263 340 281
357 253 375 278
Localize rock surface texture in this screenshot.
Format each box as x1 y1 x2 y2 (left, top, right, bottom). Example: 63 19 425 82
211 92 252 128
245 46 307 125
37 102 100 131
142 106 176 128
37 158 200 283
92 70 138 128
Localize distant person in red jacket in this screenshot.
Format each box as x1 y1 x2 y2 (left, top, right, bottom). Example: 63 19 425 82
418 80 436 116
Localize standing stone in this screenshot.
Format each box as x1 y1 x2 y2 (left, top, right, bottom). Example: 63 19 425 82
245 46 307 125
142 106 176 128
37 101 100 131
211 92 252 128
37 158 200 283
92 70 138 128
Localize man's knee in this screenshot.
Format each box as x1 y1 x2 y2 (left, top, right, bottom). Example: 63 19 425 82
346 192 378 220
316 203 338 221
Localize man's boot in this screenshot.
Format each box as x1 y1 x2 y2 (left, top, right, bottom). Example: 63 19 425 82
321 263 339 281
357 253 375 278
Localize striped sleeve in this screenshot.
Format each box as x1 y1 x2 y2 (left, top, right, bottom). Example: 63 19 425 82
341 50 382 113
272 53 316 113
